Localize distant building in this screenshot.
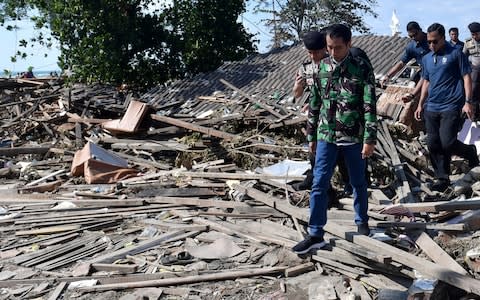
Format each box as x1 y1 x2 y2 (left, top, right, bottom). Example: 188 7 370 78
390 10 401 37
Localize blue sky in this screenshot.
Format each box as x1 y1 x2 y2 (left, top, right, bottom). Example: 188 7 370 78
1 1 478 74
244 0 479 52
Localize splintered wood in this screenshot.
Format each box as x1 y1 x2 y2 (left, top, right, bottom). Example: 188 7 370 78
0 78 479 300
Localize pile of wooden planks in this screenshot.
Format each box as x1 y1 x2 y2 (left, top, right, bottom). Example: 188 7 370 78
1 80 480 299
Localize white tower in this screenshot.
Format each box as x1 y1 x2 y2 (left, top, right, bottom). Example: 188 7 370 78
390 9 400 36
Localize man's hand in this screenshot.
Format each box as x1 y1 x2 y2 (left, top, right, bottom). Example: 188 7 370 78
362 143 375 159
414 105 423 121
380 75 390 88
463 102 475 121
401 92 415 103
295 72 305 88
293 71 306 99
301 104 309 113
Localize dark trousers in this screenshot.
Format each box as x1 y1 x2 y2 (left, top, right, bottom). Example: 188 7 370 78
473 67 480 103
424 110 475 179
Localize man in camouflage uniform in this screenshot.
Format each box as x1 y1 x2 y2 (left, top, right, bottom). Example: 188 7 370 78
464 22 480 105
292 31 371 194
292 24 377 254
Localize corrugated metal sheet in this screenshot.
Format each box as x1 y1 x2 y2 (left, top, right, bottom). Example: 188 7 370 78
142 35 410 117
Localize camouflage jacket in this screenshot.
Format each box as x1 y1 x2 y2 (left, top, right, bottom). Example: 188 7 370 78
306 54 377 145
298 60 319 91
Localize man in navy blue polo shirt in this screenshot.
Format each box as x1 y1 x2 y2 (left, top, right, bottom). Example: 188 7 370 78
414 23 478 192
382 21 430 102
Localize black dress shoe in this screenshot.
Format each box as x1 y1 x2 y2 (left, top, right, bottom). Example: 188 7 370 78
468 144 479 168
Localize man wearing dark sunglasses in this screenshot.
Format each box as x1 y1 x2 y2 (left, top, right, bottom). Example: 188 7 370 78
381 21 430 102
414 23 477 192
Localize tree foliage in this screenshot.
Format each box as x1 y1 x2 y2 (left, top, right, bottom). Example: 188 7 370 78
0 0 256 89
166 0 256 76
254 0 378 49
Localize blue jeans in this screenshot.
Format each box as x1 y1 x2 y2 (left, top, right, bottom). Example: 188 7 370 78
308 141 369 237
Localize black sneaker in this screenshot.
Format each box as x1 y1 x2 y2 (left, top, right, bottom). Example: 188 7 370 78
429 179 450 192
357 223 370 236
468 145 479 168
292 235 327 254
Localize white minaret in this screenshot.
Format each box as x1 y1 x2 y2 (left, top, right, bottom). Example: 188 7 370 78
390 9 400 36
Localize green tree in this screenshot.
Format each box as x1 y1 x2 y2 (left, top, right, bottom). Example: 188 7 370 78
254 0 378 49
165 0 256 76
0 0 256 89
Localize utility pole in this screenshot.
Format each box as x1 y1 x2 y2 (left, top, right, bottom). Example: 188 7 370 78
272 0 281 48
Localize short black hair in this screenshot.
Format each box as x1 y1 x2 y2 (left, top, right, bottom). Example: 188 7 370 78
406 21 421 32
449 27 459 33
302 31 326 50
325 24 352 43
427 23 445 38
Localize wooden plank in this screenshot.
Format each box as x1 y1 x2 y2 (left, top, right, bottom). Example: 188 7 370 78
114 151 170 170
47 282 68 300
242 185 480 295
380 122 415 203
392 198 480 213
330 238 392 264
176 171 304 181
146 196 252 209
91 263 138 274
67 117 110 124
231 184 309 221
0 147 50 156
269 115 307 129
410 231 467 275
110 141 189 152
220 79 284 119
151 114 238 141
77 266 288 292
15 225 81 236
38 241 108 271
349 278 373 300
374 221 466 231
25 169 66 187
360 274 408 291
311 254 361 279
284 262 315 277
324 222 480 296
148 113 243 135
446 209 480 231
88 229 191 264
1 219 120 251
141 220 208 232
170 210 265 245
12 204 178 225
